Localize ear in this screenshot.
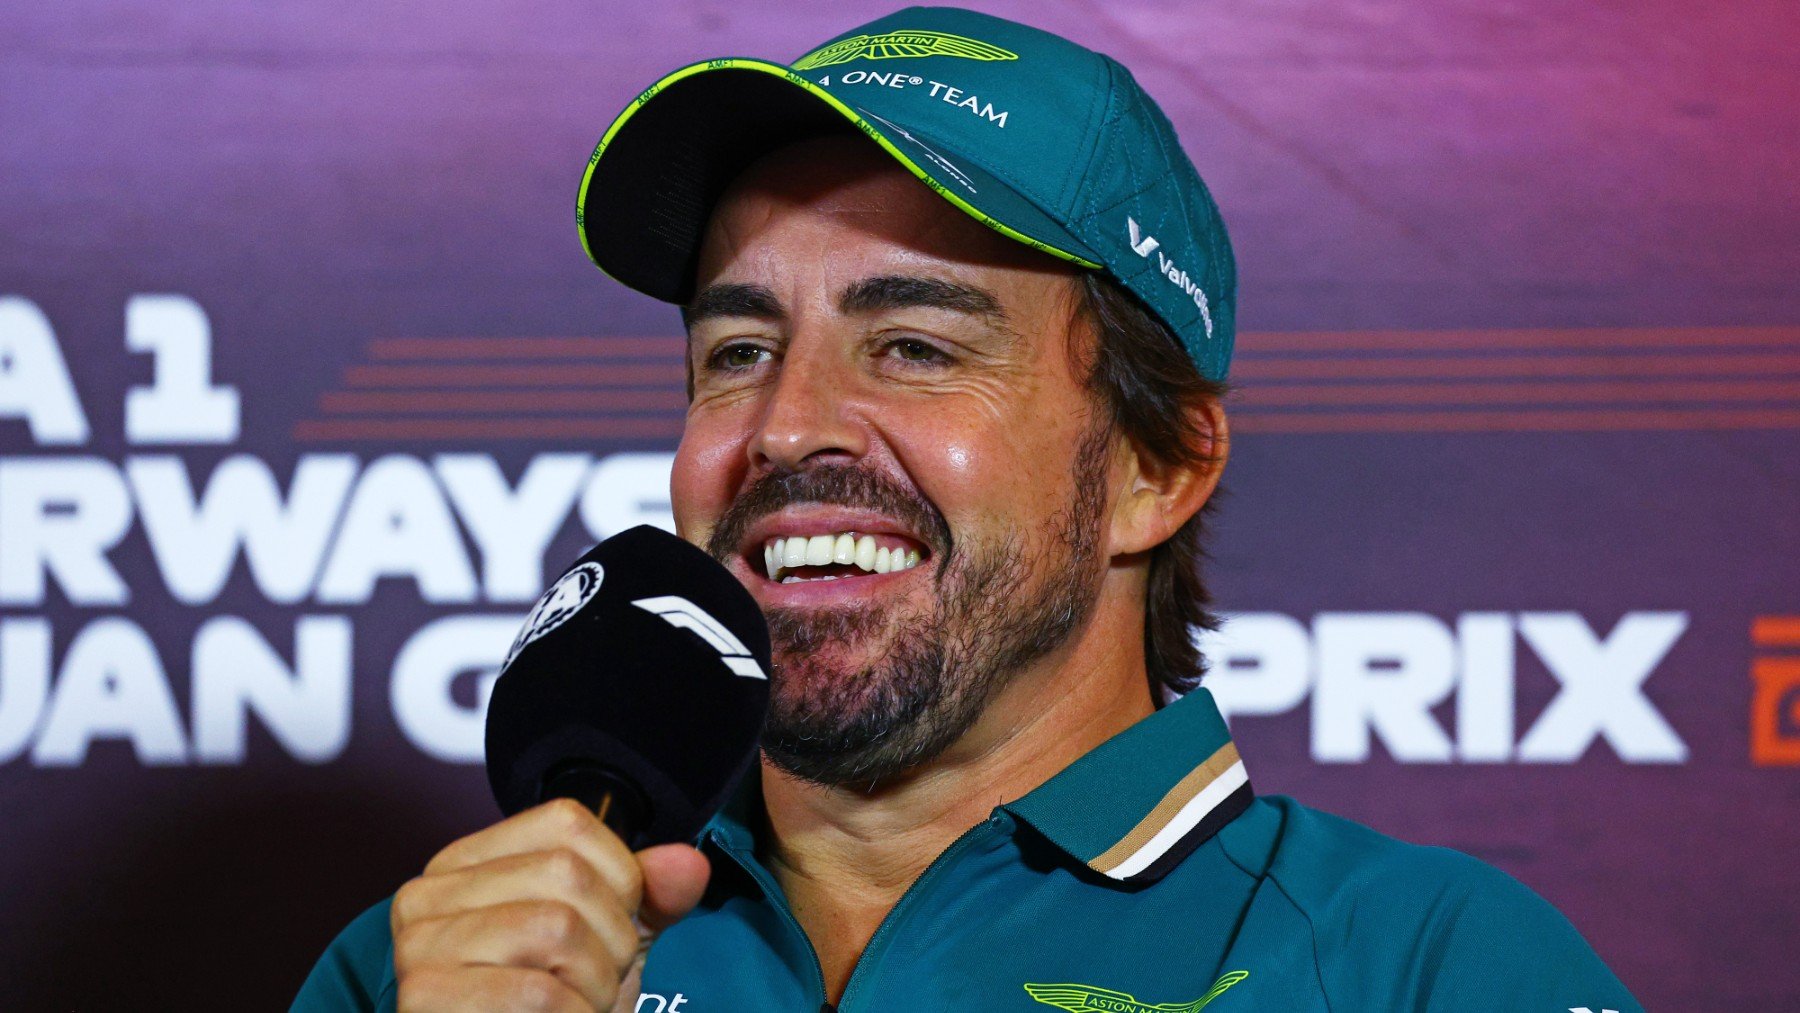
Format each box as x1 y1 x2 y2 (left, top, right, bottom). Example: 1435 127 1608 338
1106 398 1229 557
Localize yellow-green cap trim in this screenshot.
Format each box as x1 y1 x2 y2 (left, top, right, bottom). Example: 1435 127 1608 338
575 57 1103 286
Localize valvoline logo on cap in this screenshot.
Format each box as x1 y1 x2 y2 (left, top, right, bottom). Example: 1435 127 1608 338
793 30 1018 70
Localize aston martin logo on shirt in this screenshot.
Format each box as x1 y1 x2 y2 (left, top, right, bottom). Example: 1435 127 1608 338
1024 970 1249 1013
793 30 1018 70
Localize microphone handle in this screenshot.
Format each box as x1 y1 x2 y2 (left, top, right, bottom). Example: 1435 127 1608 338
539 760 651 845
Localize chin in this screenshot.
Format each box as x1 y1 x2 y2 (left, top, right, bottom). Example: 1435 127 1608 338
770 645 884 695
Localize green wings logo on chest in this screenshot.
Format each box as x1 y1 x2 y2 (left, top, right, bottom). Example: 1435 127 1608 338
1023 970 1249 1013
793 31 1019 70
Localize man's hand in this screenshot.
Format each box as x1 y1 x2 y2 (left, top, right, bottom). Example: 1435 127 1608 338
390 798 712 1012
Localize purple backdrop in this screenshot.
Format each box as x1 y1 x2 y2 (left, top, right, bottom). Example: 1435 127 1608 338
3 1 1797 1008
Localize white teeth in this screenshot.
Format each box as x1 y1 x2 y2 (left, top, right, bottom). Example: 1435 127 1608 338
761 532 925 580
782 537 807 568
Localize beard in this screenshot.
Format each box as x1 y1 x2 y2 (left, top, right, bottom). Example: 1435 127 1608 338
706 422 1112 789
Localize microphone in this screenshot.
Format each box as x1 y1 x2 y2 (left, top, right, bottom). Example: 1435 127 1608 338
484 525 771 850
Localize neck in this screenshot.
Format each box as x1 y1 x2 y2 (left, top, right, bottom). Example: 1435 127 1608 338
756 579 1155 1001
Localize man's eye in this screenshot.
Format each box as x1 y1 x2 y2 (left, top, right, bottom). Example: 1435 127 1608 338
709 344 770 370
887 338 946 363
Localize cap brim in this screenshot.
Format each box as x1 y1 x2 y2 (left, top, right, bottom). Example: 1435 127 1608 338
576 58 1103 303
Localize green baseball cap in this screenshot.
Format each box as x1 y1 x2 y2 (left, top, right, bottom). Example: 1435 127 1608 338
576 6 1237 380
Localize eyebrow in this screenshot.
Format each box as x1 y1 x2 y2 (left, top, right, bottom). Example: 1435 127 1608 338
682 275 1010 329
838 275 1006 324
683 283 783 327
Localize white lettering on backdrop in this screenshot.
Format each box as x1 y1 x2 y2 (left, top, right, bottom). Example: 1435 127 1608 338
0 295 1690 768
0 295 675 767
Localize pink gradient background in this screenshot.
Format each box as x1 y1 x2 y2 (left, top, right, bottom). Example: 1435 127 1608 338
3 1 1797 1007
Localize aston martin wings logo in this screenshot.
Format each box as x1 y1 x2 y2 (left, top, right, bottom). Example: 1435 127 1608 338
1024 971 1249 1013
793 30 1019 70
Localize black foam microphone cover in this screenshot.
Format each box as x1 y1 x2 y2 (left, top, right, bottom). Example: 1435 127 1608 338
484 525 771 850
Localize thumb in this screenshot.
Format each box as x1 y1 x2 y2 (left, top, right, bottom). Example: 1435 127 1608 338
635 843 711 934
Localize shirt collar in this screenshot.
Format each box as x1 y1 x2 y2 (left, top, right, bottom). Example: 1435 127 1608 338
1003 688 1252 886
703 687 1252 887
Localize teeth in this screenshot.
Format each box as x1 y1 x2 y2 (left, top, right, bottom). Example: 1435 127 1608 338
782 537 807 568
761 532 925 580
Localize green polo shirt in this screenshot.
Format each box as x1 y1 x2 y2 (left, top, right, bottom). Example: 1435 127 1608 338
294 689 1641 1012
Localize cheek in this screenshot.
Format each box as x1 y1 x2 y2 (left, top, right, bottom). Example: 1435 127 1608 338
887 407 1081 530
883 405 978 485
943 443 973 472
670 415 750 540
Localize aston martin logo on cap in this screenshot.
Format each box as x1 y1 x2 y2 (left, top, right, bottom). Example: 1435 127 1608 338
793 30 1018 70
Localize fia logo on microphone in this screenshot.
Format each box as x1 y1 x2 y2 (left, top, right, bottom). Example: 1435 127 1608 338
504 561 605 669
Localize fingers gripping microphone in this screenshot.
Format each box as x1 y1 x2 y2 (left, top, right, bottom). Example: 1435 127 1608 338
484 525 771 850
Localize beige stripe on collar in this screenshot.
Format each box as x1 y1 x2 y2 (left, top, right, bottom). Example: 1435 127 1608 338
1088 741 1243 877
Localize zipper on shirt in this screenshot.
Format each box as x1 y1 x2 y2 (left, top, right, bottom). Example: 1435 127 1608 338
716 836 833 1008
715 813 1008 1012
835 813 1008 1011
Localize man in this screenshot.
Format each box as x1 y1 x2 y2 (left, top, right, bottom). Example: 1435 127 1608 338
297 8 1642 1011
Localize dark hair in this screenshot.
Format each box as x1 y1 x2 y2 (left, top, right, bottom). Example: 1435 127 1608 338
1072 272 1228 699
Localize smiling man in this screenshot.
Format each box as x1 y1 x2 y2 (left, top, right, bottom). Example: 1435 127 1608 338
296 8 1641 1012
679 141 1165 799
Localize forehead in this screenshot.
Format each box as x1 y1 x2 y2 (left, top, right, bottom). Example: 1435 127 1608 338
693 133 1077 298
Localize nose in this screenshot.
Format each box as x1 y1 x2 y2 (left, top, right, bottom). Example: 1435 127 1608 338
748 336 869 473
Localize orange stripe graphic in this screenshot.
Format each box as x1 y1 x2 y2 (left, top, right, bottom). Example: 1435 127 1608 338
1235 379 1800 407
1238 327 1800 354
1751 616 1800 767
300 328 1800 437
1233 352 1800 382
1231 408 1800 433
292 418 686 441
319 390 687 414
369 337 685 360
344 364 685 388
1752 617 1800 648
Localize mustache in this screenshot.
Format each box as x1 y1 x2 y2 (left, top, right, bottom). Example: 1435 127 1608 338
705 464 953 566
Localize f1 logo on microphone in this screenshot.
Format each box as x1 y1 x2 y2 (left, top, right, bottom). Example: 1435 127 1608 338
632 596 768 680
